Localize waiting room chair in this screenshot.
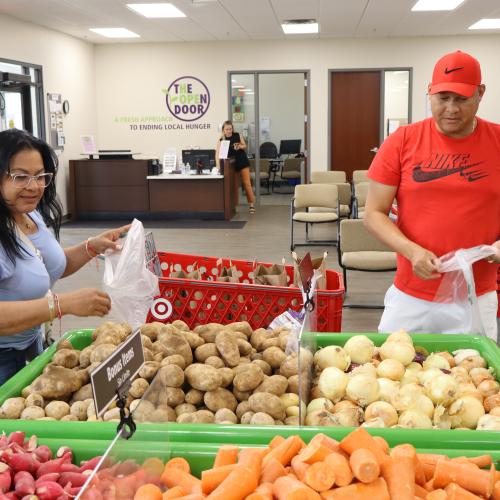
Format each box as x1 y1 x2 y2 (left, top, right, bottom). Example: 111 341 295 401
337 218 397 308
278 158 302 193
352 170 369 184
311 171 346 183
249 159 271 194
311 172 352 218
259 142 278 159
352 181 368 219
290 184 338 251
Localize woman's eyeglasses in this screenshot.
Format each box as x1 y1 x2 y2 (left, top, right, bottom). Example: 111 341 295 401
7 172 54 188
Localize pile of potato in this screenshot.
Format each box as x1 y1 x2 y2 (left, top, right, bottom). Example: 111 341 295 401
0 320 313 426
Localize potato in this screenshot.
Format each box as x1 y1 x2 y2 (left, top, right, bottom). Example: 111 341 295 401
250 412 275 425
240 411 255 424
31 365 84 399
90 343 116 363
0 398 26 419
233 364 264 392
158 387 185 408
285 416 300 426
261 338 280 350
161 355 186 370
86 400 96 418
254 375 288 396
262 347 287 369
215 331 240 367
140 322 163 341
185 389 204 406
193 323 224 343
280 393 300 408
143 348 155 362
236 339 253 356
224 321 253 338
219 367 234 388
152 405 176 423
93 321 128 343
252 360 272 376
103 408 121 421
56 339 74 351
157 365 184 388
129 378 150 399
205 356 225 369
175 403 197 416
77 346 94 368
21 386 33 398
74 368 90 386
279 331 291 351
157 331 193 365
287 375 300 395
182 331 205 349
71 384 93 403
37 417 56 421
195 343 219 363
185 364 222 391
70 400 89 421
20 406 45 420
248 392 285 420
52 349 80 369
139 361 161 380
45 401 70 420
61 415 79 422
279 354 299 378
129 399 141 413
239 357 251 364
141 335 154 351
204 388 238 412
250 352 263 361
132 400 156 423
233 388 251 402
250 329 271 350
215 408 238 424
25 393 44 408
172 320 190 331
192 410 215 423
236 401 251 419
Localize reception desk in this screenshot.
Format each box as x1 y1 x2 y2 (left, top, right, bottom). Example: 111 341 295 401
69 159 237 220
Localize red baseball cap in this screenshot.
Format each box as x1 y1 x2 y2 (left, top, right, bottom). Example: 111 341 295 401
429 50 482 97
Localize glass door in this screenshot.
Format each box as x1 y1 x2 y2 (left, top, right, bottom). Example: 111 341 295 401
0 91 24 131
383 70 410 139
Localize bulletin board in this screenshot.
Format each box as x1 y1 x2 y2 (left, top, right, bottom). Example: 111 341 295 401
47 93 65 151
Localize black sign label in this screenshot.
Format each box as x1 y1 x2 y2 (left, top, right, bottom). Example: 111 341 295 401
90 329 145 417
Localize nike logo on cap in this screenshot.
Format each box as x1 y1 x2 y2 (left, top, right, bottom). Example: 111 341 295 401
444 66 464 74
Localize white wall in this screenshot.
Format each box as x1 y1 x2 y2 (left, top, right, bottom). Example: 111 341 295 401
0 13 95 213
95 34 500 173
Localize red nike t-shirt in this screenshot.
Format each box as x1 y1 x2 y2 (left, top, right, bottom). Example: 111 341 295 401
368 117 500 301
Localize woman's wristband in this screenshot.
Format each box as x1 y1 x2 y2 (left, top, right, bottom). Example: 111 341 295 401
46 290 56 322
85 238 99 259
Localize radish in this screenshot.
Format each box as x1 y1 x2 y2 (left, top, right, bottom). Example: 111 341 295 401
59 471 88 488
14 470 35 496
36 458 64 478
60 463 79 473
36 481 66 500
33 445 52 463
35 473 60 486
8 431 25 446
24 435 37 452
9 453 38 473
79 456 102 472
0 468 11 493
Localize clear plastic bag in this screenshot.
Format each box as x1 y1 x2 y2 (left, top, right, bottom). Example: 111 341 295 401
103 219 159 329
435 244 497 336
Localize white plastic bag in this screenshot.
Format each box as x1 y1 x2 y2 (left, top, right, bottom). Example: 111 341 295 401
103 219 159 329
435 245 497 336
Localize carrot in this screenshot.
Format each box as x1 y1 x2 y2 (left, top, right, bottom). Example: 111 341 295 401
321 477 390 500
444 483 484 500
308 433 340 452
176 495 205 500
391 444 425 486
164 458 191 474
290 456 309 482
323 452 353 487
201 464 237 495
421 462 437 482
349 448 380 484
425 490 447 500
339 428 387 466
206 466 258 500
424 479 434 492
245 482 273 500
237 448 263 479
381 455 415 500
462 455 492 469
262 436 304 468
303 461 335 492
417 454 448 465
162 486 187 499
373 436 389 455
272 474 321 500
432 459 493 498
415 484 429 499
298 441 333 465
269 436 286 449
213 446 239 468
160 468 201 495
493 480 500 500
260 457 286 484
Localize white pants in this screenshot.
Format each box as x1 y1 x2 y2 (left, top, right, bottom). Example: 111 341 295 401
379 285 498 342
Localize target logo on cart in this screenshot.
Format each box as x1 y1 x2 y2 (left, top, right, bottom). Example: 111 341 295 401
151 297 173 321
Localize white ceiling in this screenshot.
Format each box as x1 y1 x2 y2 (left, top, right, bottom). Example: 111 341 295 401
1 0 500 44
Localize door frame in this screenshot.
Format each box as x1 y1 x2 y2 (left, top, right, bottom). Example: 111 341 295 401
327 67 412 171
227 69 311 204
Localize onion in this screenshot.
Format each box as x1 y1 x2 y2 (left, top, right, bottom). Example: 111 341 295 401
418 368 443 386
349 363 378 379
305 410 340 427
477 379 500 398
364 401 398 427
452 349 480 365
306 398 334 415
346 375 380 407
433 405 452 430
424 374 459 406
362 417 386 428
457 383 483 402
317 367 349 403
448 396 485 429
484 394 500 413
334 406 364 427
379 340 416 366
313 346 350 371
392 392 434 419
476 414 500 431
458 356 486 371
423 353 451 371
406 362 423 373
450 366 471 384
280 393 300 408
490 407 500 417
398 383 425 399
333 400 359 413
386 329 413 345
343 336 375 364
469 368 495 387
377 378 400 403
400 370 420 386
376 359 405 381
398 410 433 429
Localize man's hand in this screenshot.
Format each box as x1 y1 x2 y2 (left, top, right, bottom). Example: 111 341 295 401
486 240 500 264
409 245 441 280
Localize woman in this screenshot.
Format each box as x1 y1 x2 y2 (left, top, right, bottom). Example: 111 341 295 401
215 120 256 213
0 129 128 384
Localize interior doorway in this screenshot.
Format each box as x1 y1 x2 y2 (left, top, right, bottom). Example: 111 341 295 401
329 68 412 181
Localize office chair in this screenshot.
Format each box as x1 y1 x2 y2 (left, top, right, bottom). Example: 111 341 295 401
249 158 271 194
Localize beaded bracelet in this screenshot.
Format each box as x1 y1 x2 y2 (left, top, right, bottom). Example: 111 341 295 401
85 238 99 259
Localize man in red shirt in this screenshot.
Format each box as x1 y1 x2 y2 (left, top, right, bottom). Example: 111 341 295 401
366 50 500 340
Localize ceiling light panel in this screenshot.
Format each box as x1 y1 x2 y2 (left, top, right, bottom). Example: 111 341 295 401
411 0 465 11
127 3 186 18
89 28 140 38
281 22 319 34
469 18 500 30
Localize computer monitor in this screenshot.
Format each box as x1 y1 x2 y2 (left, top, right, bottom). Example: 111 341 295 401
182 149 216 169
98 150 133 160
279 139 302 156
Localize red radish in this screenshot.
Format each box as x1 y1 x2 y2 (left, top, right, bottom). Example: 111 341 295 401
36 481 66 499
14 470 35 496
8 432 25 446
60 463 79 473
0 434 8 448
36 458 64 478
79 456 102 472
56 448 72 461
9 442 27 454
9 453 38 473
24 435 37 452
36 473 60 486
0 469 11 493
33 446 52 463
67 486 81 495
59 472 89 488
20 496 39 500
4 493 18 500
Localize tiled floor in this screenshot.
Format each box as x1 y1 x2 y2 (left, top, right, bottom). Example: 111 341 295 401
53 204 395 337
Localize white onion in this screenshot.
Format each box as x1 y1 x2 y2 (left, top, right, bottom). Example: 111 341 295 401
313 346 350 371
400 370 420 386
346 375 380 407
490 407 500 417
392 393 434 419
477 379 500 398
476 414 500 431
398 410 433 429
334 407 363 427
448 395 485 429
317 366 349 403
343 336 375 364
379 341 416 366
457 383 483 402
433 405 452 430
350 363 378 379
423 353 451 371
377 378 400 403
306 398 334 415
406 362 423 373
458 356 486 371
424 374 459 406
377 359 405 381
450 366 471 384
452 349 480 365
398 382 425 399
469 368 494 387
418 368 443 386
364 401 398 427
386 329 413 345
362 417 386 428
304 410 339 427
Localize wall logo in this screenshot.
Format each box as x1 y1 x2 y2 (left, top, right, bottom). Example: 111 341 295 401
165 76 210 122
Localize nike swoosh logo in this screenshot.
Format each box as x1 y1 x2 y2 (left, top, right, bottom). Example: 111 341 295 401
444 66 464 74
413 162 484 182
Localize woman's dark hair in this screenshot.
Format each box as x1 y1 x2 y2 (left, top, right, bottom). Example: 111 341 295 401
0 129 63 262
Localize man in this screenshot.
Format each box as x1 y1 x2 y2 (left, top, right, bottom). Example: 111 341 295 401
365 50 500 340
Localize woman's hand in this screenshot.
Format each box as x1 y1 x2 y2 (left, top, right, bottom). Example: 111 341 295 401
59 288 112 317
233 143 239 150
87 223 131 254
